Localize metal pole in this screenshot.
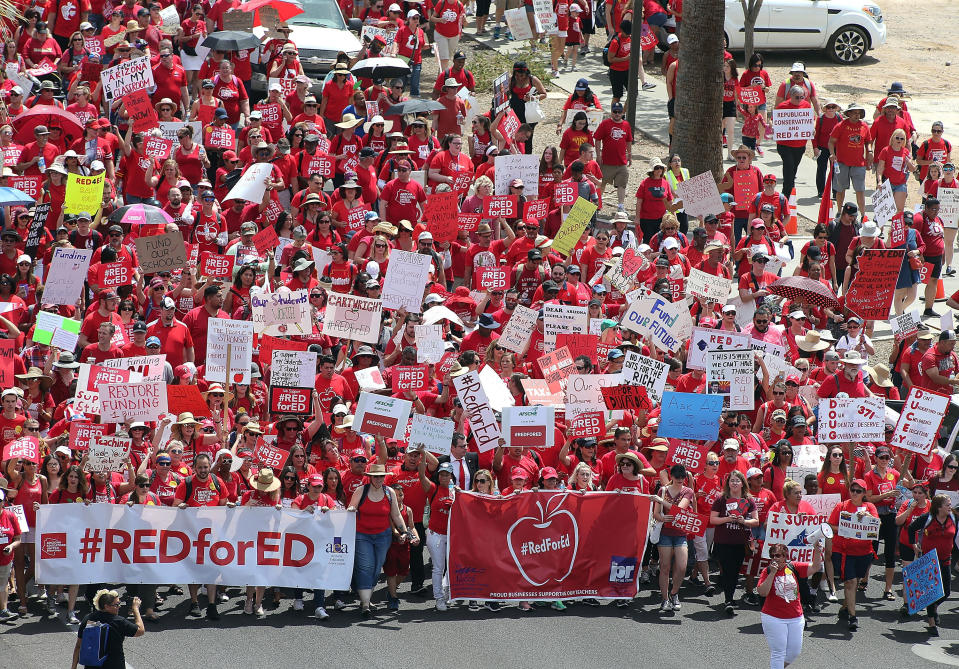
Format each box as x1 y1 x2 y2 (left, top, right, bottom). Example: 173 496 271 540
625 0 643 130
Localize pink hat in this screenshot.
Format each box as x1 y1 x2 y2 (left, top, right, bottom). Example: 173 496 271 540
511 467 529 481
308 474 324 487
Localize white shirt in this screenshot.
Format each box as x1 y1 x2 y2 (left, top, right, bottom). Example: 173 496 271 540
449 455 471 490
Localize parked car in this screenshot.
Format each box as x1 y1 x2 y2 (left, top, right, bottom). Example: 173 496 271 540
724 0 887 64
252 0 362 93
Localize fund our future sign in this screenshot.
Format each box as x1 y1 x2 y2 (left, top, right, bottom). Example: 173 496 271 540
891 387 950 456
620 288 692 353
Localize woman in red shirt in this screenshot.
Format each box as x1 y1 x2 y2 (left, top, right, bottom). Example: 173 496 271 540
863 445 902 599
429 0 465 70
758 542 823 669
906 494 957 636
559 111 593 167
320 63 355 125
633 158 675 244
722 59 739 161
876 128 916 214
118 130 159 204
421 461 453 610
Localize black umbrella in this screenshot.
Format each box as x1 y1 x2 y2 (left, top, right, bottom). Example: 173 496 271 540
222 168 243 191
201 30 261 51
350 57 411 81
383 99 447 116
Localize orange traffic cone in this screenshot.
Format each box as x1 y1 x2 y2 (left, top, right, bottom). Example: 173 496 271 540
786 187 798 234
937 278 946 300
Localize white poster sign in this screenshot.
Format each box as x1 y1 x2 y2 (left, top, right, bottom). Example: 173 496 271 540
478 365 515 412
498 305 538 354
687 327 752 371
224 163 272 204
838 511 881 540
353 392 413 440
502 405 554 450
504 7 534 40
676 171 724 218
270 350 317 388
414 324 445 363
494 154 539 197
85 436 132 472
252 288 311 336
620 351 669 402
818 396 885 442
543 303 588 347
687 268 731 304
98 381 167 423
381 250 431 312
890 387 950 456
871 179 897 225
762 511 826 562
452 370 502 453
102 354 166 380
407 414 455 455
43 248 93 306
322 293 383 344
938 187 959 229
706 350 754 410
772 106 815 142
100 56 154 101
206 318 255 385
620 287 693 353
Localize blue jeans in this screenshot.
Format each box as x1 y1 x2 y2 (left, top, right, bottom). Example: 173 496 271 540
124 194 150 205
406 63 422 98
353 528 392 590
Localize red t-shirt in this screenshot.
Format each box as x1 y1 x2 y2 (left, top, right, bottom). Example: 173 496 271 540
759 562 809 619
173 474 226 507
593 118 632 166
828 498 879 555
830 120 872 167
877 145 912 186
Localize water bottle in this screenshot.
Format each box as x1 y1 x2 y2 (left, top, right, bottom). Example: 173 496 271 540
448 481 455 501
37 155 45 173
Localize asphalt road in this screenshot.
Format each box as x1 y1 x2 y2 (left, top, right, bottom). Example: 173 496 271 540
2 568 957 669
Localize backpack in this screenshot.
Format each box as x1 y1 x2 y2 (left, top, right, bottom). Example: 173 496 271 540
183 474 223 502
358 483 393 508
602 34 618 67
78 620 110 667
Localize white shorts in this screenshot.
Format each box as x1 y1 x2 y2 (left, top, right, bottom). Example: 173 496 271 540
434 33 461 61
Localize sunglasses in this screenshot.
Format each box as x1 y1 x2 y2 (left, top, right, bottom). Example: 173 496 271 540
850 488 865 494
137 483 149 488
156 460 171 465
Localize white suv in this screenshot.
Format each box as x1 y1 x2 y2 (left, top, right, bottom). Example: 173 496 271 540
725 0 887 64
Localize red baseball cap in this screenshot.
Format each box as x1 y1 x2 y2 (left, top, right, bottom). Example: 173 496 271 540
539 467 558 480
308 474 324 487
851 479 868 490
511 467 529 481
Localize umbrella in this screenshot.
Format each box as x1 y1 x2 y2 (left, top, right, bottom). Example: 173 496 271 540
201 30 262 52
238 0 304 25
0 187 36 207
383 98 447 117
769 276 840 310
11 105 84 145
108 204 174 227
351 57 411 81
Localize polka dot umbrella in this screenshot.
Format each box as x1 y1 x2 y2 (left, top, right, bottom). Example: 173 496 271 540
769 275 840 310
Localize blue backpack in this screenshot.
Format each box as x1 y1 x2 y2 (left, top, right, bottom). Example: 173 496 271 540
78 621 110 667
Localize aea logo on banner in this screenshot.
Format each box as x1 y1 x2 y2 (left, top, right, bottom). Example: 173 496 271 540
326 536 349 554
506 493 579 586
609 556 637 583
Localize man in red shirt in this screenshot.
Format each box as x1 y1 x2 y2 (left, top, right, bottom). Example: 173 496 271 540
594 101 633 210
79 322 123 364
817 350 872 398
152 46 189 114
181 285 228 364
15 125 59 176
313 355 355 420
146 296 195 368
433 78 466 138
378 159 427 225
460 313 500 358
120 320 149 356
921 329 959 394
79 290 123 349
173 452 232 620
828 103 872 216
870 99 913 161
0 389 25 445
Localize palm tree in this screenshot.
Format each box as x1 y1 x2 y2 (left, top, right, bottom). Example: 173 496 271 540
673 0 725 181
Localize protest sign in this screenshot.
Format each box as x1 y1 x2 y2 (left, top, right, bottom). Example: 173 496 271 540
166 384 211 418
737 86 765 106
24 201 50 258
11 175 42 202
97 261 132 289
498 305 538 354
890 387 950 456
452 371 502 452
838 511 881 540
501 406 554 450
772 106 815 142
64 173 105 216
225 163 272 204
394 364 429 391
414 324 445 363
520 379 563 406
802 492 841 518
687 268 731 304
561 108 605 131
135 230 187 275
157 121 202 144
494 154 539 197
257 335 309 367
605 251 647 293
890 212 905 246
564 373 610 419
666 440 708 475
268 386 312 415
658 392 722 441
531 0 557 32
568 411 605 438
733 169 760 208
601 385 652 412
845 248 906 321
553 181 576 207
206 318 254 384
36 505 356 590
671 508 709 536
407 414 455 455
2 437 39 464
270 350 317 388
938 187 959 228
620 352 669 402
478 366 515 412
493 72 510 113
222 8 254 30
903 549 945 615
354 392 413 440
870 179 897 224
204 124 236 150
552 197 597 256
621 287 693 353
33 312 80 346
543 303 588 346
818 396 885 442
478 267 509 291
556 333 599 368
483 195 518 219
251 287 311 336
504 6 534 40
382 250 432 312
890 310 920 341
85 436 131 473
762 511 826 562
0 339 14 388
537 346 574 390
706 350 755 410
72 390 100 415
125 89 158 132
101 354 165 380
100 56 154 101
458 213 481 232
98 381 167 423
252 439 290 470
423 191 458 243
523 198 550 221
199 252 236 278
322 292 383 345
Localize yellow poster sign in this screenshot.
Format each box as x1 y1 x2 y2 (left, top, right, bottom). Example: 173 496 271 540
64 173 105 215
551 196 598 256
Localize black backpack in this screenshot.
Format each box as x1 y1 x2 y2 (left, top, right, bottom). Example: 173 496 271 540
602 34 618 67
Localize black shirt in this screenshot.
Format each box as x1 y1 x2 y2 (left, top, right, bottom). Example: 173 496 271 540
77 610 139 669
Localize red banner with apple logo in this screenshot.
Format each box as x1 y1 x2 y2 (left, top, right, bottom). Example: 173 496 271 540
448 491 651 601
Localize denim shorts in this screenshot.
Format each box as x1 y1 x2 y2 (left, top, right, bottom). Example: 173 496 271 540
891 182 908 193
658 533 687 548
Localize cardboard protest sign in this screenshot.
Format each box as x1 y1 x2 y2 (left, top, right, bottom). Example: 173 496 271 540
98 381 167 423
520 378 563 406
494 154 539 197
687 268 731 304
101 354 165 380
536 346 574 391
938 187 959 229
222 8 254 30
621 287 693 353
620 352 669 402
199 252 236 278
845 248 905 321
552 197 597 256
498 305 538 354
381 250 431 312
501 406 554 449
394 364 429 391
504 6 534 40
354 392 413 440
251 287 311 336
64 173 105 216
268 386 312 415
658 392 722 441
206 318 255 384
405 414 454 456
483 195 517 219
706 350 754 410
252 439 290 470
543 303 588 347
671 508 709 536
166 384 211 418
762 511 826 562
890 310 920 342
601 384 652 412
903 550 945 615
423 191 458 243
870 179 897 224
564 373 610 419
135 231 188 275
85 436 132 473
772 106 815 142
890 387 949 456
666 440 708 475
838 511 881 540
452 371 502 452
321 293 382 344
270 350 317 388
100 56 154 101
567 411 604 438
818 396 885 442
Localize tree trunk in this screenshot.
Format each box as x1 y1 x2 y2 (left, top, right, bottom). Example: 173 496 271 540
740 0 764 66
674 0 725 181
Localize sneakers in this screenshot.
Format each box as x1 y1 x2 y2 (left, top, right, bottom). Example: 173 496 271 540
484 601 501 612
848 615 859 631
36 589 47 602
493 25 501 38
642 82 656 90
67 611 80 625
0 609 18 623
670 594 681 610
255 605 265 618
660 599 673 613
928 625 940 637
551 601 567 611
315 606 330 620
826 591 838 603
518 602 532 611
243 599 253 615
616 599 631 609
218 592 229 603
334 599 347 611
410 585 429 596
640 567 651 583
189 601 201 616
207 603 220 621
946 266 956 277
468 601 481 611
724 603 735 615
838 606 849 620
57 592 68 605
757 146 765 157
704 585 717 597
923 309 940 318
436 599 448 611
742 592 760 607
293 599 304 612
581 598 600 607
387 596 399 612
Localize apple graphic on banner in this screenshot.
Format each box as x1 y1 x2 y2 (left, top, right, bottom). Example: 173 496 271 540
506 493 579 587
345 308 359 322
233 372 244 383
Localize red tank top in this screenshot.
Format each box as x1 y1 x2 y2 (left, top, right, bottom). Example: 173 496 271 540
356 488 392 534
175 143 204 184
17 476 43 526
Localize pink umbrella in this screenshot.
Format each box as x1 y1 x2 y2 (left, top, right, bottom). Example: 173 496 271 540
238 0 304 25
11 105 84 145
108 204 174 227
